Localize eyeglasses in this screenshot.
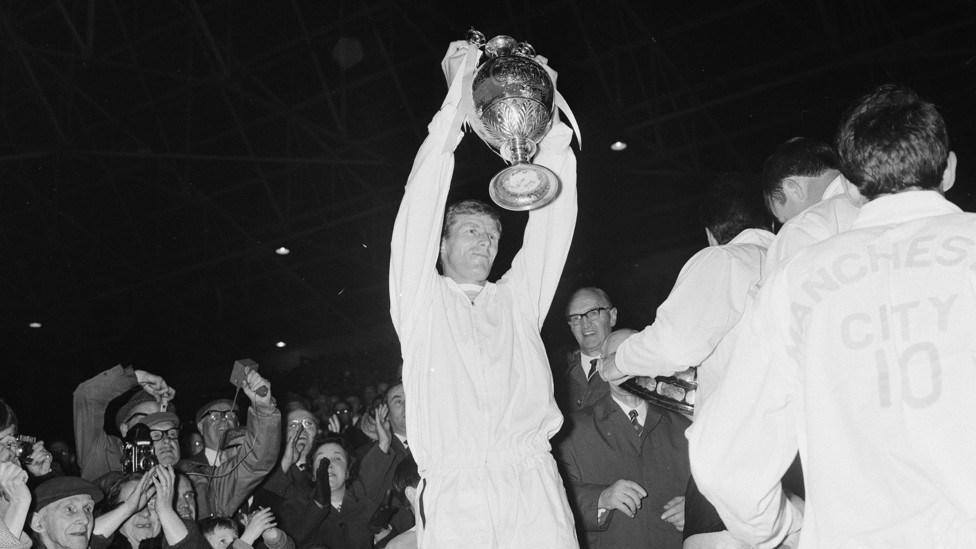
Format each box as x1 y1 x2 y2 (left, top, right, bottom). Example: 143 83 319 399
335 409 351 415
202 410 238 422
566 306 610 325
288 419 317 430
149 428 180 441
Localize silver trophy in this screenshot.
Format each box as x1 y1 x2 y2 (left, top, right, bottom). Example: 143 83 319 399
467 29 559 211
621 367 698 418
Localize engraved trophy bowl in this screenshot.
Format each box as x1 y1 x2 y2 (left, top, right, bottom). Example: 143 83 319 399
621 367 698 418
467 29 560 211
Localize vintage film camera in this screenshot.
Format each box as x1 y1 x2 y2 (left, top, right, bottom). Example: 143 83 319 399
14 435 36 466
121 423 159 474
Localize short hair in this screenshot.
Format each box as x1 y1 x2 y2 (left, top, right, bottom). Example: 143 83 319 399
761 137 840 205
104 472 145 510
392 455 420 507
383 380 403 404
441 199 502 240
565 287 613 316
0 399 17 432
198 516 240 537
307 435 355 484
699 173 771 245
835 84 950 199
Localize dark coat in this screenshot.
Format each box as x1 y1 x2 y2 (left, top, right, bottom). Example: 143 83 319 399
556 392 691 549
552 350 611 432
357 438 414 537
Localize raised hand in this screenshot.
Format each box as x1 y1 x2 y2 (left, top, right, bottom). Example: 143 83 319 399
280 427 300 473
0 462 31 538
374 404 392 453
25 441 53 477
326 414 341 435
241 507 277 545
134 370 176 408
242 367 272 408
441 40 472 86
598 479 647 519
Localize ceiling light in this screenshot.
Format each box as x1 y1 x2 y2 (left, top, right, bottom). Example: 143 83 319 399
275 247 290 255
276 341 286 348
610 141 627 151
29 322 42 329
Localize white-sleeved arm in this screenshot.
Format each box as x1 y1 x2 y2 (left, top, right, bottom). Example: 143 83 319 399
686 279 802 548
503 121 577 327
389 69 467 339
614 247 754 378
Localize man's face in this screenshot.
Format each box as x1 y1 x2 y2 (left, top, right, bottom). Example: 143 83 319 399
120 401 161 438
333 402 352 428
439 213 500 285
117 480 160 542
566 290 617 356
33 495 94 549
196 403 239 451
183 433 204 457
385 384 407 437
286 410 319 456
149 420 181 466
176 475 197 520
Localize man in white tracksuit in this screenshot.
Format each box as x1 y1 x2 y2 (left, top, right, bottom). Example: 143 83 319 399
688 84 976 548
389 42 579 548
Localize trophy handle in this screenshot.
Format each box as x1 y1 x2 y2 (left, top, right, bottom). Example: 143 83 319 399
515 42 536 58
466 29 486 47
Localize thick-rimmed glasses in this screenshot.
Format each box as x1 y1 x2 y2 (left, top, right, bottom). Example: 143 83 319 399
202 410 238 423
149 428 180 441
566 306 610 325
288 419 317 430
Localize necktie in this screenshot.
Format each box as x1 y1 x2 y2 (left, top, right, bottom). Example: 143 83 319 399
587 358 598 381
628 409 642 435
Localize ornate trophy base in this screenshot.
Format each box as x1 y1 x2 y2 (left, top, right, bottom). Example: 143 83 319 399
621 367 698 418
488 163 559 211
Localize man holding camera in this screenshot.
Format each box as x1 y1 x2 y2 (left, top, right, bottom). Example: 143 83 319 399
72 365 175 482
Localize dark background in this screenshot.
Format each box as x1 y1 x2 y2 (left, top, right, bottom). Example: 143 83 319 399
2 0 974 441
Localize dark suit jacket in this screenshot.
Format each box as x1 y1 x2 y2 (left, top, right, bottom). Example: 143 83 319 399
359 437 414 537
553 350 611 418
556 392 692 549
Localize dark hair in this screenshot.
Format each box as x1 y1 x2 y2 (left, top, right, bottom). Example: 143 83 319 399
441 199 502 240
198 516 240 538
761 137 840 205
699 173 771 245
104 472 146 511
835 84 950 199
0 399 17 433
392 455 420 507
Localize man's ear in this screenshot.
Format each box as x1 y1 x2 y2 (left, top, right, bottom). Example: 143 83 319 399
119 423 129 438
940 151 957 193
30 512 43 533
783 178 807 202
608 307 618 329
196 420 205 435
705 228 718 247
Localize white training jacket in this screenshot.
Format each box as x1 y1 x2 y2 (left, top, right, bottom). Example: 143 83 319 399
688 191 976 548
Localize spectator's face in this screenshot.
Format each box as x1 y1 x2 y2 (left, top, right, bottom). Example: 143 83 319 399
197 403 239 451
439 213 500 284
176 475 197 520
386 384 407 437
149 420 181 466
376 383 389 395
312 442 348 493
286 410 319 455
118 480 161 542
48 441 75 466
120 401 162 438
0 425 17 464
363 386 376 406
566 289 617 356
333 402 352 427
182 433 204 457
204 526 238 549
32 495 95 549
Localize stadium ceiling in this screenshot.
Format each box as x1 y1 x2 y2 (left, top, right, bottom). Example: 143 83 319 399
2 0 974 379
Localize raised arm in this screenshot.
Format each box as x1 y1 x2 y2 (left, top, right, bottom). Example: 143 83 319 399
505 118 578 326
73 365 139 481
389 43 469 338
612 247 755 378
